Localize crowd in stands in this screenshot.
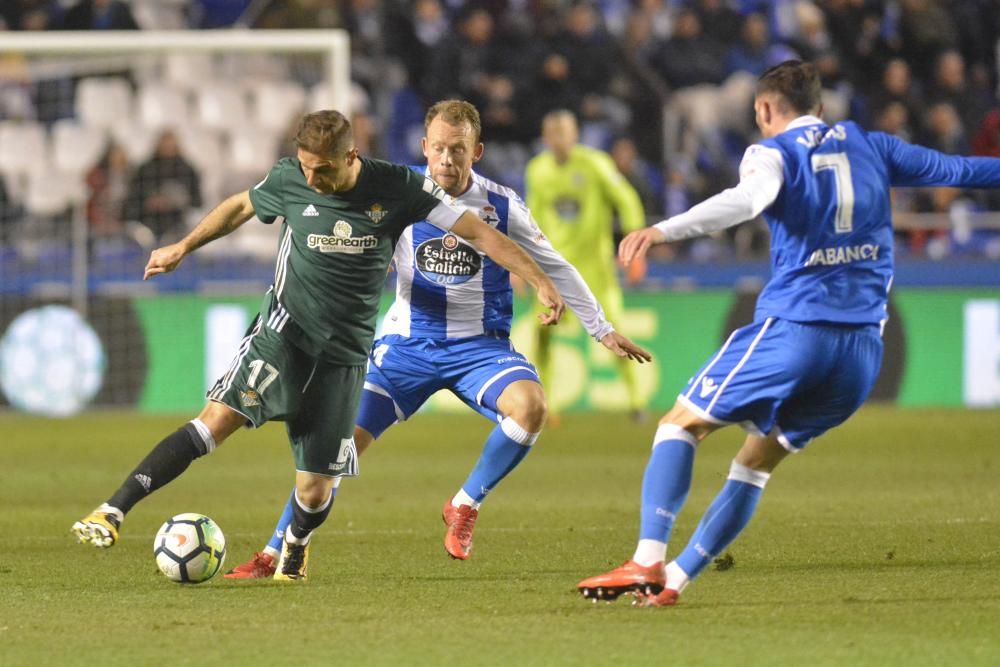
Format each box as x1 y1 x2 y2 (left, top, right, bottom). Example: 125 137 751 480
0 0 997 264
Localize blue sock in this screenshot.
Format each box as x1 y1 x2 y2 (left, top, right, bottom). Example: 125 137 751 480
638 424 698 544
459 417 537 504
265 487 339 552
674 461 770 579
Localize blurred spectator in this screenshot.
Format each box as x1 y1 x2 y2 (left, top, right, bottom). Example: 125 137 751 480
188 0 253 29
124 130 202 243
921 102 970 155
386 0 449 92
0 0 55 30
610 136 663 218
254 0 342 29
972 110 1000 158
897 0 958 80
865 59 924 129
551 3 615 101
873 101 914 142
926 50 993 143
694 0 742 46
630 0 673 41
649 9 726 90
725 13 782 78
86 143 131 238
60 0 139 30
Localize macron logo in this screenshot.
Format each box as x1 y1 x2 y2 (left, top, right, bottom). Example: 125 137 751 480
699 377 718 399
303 204 319 217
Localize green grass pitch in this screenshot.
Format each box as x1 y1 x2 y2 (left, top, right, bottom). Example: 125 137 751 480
2 406 999 666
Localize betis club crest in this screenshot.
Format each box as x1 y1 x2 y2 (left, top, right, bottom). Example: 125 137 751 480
366 202 387 224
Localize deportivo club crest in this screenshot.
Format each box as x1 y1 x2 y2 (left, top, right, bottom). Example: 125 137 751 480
366 203 387 224
333 220 353 238
480 205 500 227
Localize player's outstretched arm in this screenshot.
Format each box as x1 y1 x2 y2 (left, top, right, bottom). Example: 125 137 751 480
143 191 257 280
451 210 565 325
619 227 667 266
600 331 652 363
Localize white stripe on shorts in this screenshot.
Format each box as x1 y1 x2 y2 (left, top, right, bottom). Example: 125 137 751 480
706 317 774 414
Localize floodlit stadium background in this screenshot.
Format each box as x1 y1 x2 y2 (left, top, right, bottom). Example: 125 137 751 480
0 1 997 414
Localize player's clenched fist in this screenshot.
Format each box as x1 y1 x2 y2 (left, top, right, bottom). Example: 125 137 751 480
143 243 188 280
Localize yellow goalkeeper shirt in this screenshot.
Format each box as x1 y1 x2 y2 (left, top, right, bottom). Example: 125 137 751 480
524 145 645 289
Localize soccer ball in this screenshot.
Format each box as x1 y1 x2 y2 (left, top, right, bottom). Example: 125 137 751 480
153 513 227 584
0 305 105 417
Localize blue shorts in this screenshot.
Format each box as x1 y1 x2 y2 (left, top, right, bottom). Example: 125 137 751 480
356 334 539 438
678 317 883 450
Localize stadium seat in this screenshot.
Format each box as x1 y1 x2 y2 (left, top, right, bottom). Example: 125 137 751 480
175 125 224 204
109 121 159 164
194 83 250 131
165 53 218 91
23 167 84 217
308 82 371 115
227 128 280 176
75 78 133 131
136 83 190 130
250 81 306 134
51 120 108 175
0 121 47 177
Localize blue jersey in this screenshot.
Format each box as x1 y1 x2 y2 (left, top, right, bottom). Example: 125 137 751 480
754 118 1000 326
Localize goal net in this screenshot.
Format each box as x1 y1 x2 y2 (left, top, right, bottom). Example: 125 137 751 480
0 30 349 416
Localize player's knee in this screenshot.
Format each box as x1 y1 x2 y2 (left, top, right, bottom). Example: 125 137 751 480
295 475 335 509
658 403 715 442
502 384 547 433
195 402 245 446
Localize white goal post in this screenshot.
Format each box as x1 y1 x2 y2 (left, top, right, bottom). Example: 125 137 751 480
0 30 351 113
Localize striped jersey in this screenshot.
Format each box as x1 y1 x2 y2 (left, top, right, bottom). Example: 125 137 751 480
382 169 615 340
249 156 464 365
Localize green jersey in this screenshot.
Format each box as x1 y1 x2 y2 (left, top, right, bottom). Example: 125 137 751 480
524 145 645 283
248 156 463 365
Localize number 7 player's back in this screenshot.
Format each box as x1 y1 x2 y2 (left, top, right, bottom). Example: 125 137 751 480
752 117 1000 329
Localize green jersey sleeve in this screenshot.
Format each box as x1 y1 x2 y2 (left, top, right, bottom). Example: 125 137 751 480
403 168 464 231
248 159 288 223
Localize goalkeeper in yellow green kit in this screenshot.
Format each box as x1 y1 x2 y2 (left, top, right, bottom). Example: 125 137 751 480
525 110 647 421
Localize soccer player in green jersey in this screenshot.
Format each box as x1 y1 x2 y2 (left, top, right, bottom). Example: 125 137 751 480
525 110 647 421
73 110 565 580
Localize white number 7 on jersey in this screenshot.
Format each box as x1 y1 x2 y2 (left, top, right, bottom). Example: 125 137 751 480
247 359 279 394
811 152 854 234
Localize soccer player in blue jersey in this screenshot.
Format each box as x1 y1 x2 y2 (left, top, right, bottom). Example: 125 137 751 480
225 100 651 578
577 60 1000 606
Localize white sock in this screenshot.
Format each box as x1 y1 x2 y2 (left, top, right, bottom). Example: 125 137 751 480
263 545 280 559
451 488 479 510
632 539 667 567
665 560 691 592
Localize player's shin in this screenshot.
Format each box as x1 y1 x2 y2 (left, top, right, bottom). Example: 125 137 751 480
455 417 538 508
672 460 770 583
285 482 338 545
107 419 216 515
634 424 698 566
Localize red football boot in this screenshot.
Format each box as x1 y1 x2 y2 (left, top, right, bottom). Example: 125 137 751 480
577 560 665 601
223 551 276 579
442 501 479 560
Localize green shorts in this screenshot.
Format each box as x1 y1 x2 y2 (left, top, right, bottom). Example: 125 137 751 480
207 314 364 477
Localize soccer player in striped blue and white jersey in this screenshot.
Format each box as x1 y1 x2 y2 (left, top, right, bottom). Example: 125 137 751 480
225 100 650 578
578 60 1000 606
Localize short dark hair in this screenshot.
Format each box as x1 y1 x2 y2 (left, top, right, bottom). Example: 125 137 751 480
425 100 482 143
757 60 822 115
294 110 353 157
